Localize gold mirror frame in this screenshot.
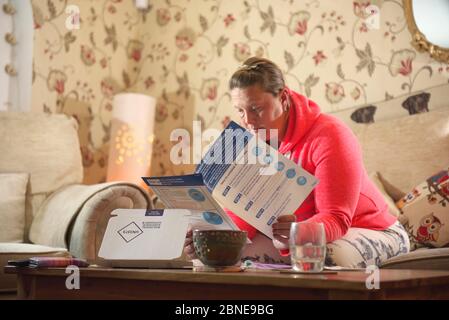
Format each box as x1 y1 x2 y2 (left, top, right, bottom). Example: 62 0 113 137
403 0 449 64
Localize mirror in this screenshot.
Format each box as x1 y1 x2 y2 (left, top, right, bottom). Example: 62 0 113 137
403 0 449 64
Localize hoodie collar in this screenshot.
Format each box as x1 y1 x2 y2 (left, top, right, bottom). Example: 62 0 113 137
279 87 321 154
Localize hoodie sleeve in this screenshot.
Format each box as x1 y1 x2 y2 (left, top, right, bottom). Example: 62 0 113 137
305 122 363 243
224 208 258 240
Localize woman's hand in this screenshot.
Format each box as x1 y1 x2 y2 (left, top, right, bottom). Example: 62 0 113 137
272 215 296 250
183 227 198 260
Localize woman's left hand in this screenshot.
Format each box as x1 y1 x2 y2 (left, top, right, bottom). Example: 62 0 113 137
272 214 296 250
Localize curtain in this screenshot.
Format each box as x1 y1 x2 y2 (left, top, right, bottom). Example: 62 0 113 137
0 0 33 112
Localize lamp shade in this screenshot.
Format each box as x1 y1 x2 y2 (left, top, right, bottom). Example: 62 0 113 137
107 93 156 185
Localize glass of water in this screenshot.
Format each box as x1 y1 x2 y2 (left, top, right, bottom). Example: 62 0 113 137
289 222 326 272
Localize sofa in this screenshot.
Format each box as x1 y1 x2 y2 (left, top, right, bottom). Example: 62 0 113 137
0 111 152 292
345 107 449 270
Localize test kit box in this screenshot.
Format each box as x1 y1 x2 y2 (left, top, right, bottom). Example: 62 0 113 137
98 208 238 268
98 209 191 268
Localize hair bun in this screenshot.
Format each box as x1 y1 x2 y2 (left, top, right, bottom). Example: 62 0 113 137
238 64 259 71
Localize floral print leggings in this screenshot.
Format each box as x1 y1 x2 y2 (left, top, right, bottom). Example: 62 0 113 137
241 221 410 268
325 221 410 268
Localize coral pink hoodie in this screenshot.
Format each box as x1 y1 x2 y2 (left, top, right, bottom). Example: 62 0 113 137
226 88 397 244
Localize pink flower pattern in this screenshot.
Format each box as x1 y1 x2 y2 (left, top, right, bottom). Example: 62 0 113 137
313 51 327 65
224 14 235 27
30 0 442 180
389 49 416 77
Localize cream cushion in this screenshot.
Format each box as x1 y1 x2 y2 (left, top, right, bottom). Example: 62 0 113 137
0 112 82 219
0 243 69 292
351 109 449 192
0 173 29 243
0 112 83 240
368 172 401 217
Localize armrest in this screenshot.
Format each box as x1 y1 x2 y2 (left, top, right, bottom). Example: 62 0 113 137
29 182 151 262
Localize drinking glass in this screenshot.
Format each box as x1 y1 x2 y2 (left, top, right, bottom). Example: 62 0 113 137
289 222 326 272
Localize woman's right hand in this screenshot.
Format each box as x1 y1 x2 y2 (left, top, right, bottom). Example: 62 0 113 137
183 228 197 260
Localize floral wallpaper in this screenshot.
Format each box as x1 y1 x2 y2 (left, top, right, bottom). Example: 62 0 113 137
30 0 449 184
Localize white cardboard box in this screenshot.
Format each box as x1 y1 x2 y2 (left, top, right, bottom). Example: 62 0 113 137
98 208 239 268
98 208 192 268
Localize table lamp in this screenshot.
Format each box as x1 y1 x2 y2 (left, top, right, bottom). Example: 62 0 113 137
107 93 156 187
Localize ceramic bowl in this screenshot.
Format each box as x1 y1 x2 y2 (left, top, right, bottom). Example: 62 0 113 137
193 230 247 267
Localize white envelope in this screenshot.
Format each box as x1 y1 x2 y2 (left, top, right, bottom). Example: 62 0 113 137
98 208 192 268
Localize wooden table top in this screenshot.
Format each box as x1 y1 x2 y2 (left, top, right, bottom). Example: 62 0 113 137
5 266 449 291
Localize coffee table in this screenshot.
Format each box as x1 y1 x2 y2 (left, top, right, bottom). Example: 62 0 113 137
5 266 449 300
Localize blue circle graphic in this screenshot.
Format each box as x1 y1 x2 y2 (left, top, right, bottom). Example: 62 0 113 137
275 161 285 171
252 146 262 156
263 154 273 164
202 211 224 225
188 189 205 202
286 168 296 179
297 176 307 185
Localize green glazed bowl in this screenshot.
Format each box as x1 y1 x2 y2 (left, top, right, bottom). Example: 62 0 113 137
193 230 247 267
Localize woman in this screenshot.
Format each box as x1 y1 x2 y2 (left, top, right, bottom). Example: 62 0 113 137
184 57 410 268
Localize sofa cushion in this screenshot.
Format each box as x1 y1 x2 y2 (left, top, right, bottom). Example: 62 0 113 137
0 243 69 292
350 108 449 193
0 173 29 242
396 168 449 249
380 247 449 270
0 112 83 220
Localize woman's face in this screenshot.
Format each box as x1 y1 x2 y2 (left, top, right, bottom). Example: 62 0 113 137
231 84 288 142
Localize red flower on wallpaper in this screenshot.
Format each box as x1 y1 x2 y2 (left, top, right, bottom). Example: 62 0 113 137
325 82 345 104
100 57 108 68
80 146 94 167
224 14 235 27
100 77 120 98
179 54 189 62
157 8 171 26
175 28 196 50
127 40 144 62
313 51 327 65
389 49 416 77
108 5 116 14
32 5 44 29
155 103 168 122
295 20 308 35
132 49 141 62
350 87 361 101
288 11 310 36
207 87 217 100
359 22 368 33
47 70 67 95
145 76 155 89
234 43 251 62
55 80 65 94
81 45 96 66
353 1 371 19
398 58 413 76
200 78 219 101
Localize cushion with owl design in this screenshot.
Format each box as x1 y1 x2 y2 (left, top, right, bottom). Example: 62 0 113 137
396 167 449 249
